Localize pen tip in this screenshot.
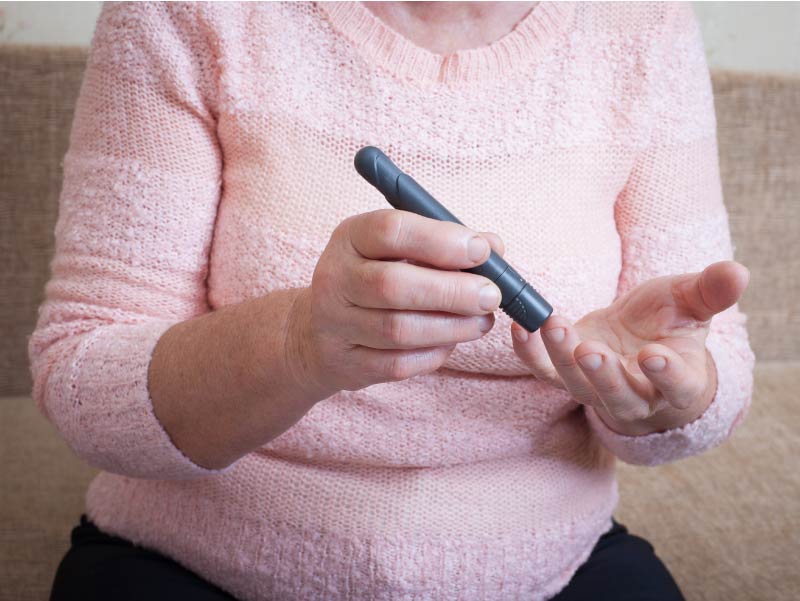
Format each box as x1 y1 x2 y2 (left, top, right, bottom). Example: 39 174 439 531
354 146 383 186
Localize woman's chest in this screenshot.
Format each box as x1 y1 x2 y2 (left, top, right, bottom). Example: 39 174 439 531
206 6 640 375
208 108 631 375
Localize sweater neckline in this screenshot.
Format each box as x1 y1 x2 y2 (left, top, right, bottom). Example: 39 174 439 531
317 1 576 85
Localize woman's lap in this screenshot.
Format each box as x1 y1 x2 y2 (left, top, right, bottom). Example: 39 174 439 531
551 520 685 601
50 515 235 601
50 515 684 601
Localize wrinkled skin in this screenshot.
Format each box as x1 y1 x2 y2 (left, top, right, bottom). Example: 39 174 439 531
510 260 750 436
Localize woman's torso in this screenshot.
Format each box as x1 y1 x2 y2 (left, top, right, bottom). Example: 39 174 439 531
85 2 665 598
205 1 637 467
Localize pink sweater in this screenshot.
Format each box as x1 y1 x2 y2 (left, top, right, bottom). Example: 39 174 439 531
29 2 756 599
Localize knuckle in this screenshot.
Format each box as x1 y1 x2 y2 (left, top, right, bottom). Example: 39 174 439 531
352 264 373 299
374 264 400 303
359 263 397 303
403 275 433 309
385 354 415 381
419 348 452 376
382 312 410 347
436 277 462 312
598 378 624 396
571 385 599 405
552 356 578 370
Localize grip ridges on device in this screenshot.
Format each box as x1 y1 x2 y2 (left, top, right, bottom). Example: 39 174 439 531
503 295 528 324
355 146 553 332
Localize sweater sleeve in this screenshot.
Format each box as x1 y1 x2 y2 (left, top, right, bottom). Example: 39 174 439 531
584 4 756 466
27 2 228 479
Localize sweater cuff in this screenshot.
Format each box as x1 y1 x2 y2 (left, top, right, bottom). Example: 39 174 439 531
46 319 233 480
585 324 752 466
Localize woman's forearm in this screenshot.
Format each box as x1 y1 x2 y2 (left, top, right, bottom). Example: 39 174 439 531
148 287 332 470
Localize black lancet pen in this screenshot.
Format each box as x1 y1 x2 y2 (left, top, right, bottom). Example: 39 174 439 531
354 146 553 332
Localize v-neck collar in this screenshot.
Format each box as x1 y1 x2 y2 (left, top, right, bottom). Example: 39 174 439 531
317 1 576 84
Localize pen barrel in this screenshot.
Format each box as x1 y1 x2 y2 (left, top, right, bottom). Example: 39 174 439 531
392 170 553 331
354 146 553 331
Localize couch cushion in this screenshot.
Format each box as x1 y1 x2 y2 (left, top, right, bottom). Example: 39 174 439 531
0 395 96 601
0 45 89 397
712 72 800 361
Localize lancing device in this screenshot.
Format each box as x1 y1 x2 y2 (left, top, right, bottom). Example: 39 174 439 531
354 146 553 332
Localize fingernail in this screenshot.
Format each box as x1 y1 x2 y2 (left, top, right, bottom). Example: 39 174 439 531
643 356 667 372
578 353 603 370
513 325 529 342
543 327 565 343
479 285 501 311
478 315 493 333
468 236 489 263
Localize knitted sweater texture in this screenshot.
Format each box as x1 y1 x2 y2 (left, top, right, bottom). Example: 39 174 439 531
28 2 756 599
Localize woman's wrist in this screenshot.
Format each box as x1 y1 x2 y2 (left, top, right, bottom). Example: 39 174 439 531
148 287 338 470
281 286 340 404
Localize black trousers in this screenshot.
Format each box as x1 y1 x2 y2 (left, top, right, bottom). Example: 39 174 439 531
51 515 685 600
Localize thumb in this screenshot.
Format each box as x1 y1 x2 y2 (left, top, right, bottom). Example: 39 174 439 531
672 260 750 322
477 231 505 258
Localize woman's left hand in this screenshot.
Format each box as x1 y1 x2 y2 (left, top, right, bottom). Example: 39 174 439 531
511 260 750 436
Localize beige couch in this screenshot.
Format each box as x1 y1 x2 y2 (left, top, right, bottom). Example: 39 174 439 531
1 45 798 601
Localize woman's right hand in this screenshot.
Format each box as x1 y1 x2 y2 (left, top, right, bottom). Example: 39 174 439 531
286 209 506 396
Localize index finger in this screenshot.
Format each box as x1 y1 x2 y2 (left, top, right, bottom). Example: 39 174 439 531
346 209 492 270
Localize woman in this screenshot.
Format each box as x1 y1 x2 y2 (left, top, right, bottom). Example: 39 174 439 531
31 2 755 600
